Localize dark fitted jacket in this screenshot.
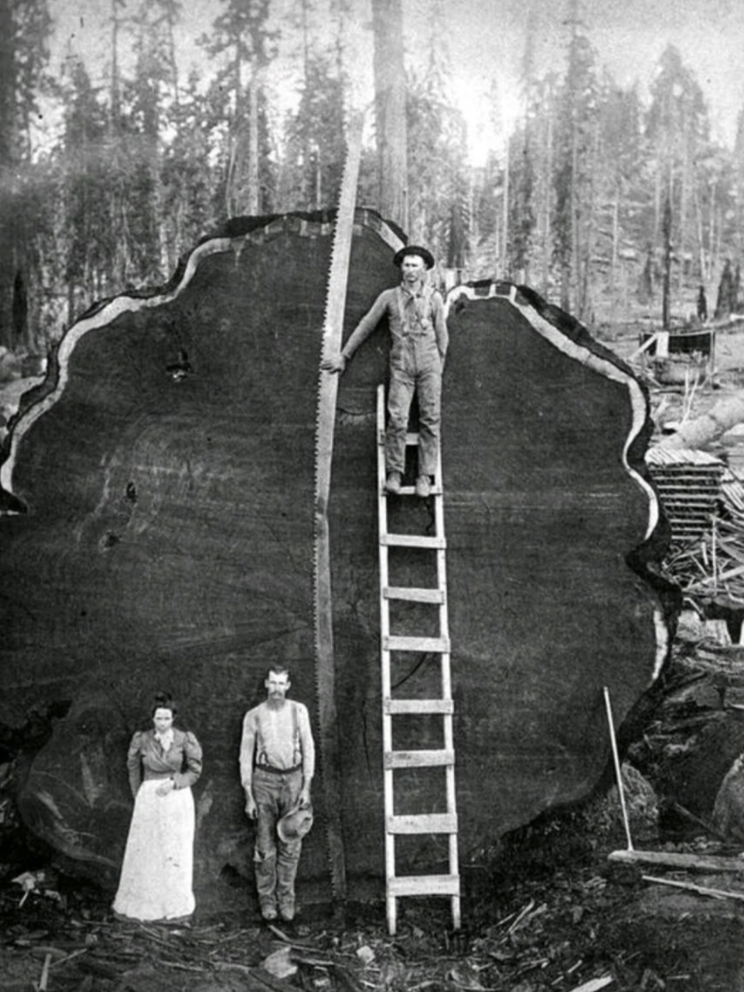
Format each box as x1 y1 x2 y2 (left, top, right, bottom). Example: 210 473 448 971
126 728 202 797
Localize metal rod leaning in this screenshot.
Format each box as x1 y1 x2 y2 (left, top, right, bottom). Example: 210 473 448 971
603 685 634 851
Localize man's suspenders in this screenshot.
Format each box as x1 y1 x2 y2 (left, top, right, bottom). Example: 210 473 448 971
254 702 302 773
397 285 434 333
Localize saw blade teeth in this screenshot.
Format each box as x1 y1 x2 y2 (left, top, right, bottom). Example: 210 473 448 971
312 110 365 904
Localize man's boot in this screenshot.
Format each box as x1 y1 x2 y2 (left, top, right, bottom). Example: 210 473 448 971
385 471 402 495
415 475 431 498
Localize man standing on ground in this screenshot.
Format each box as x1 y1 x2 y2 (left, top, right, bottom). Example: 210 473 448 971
322 245 448 499
240 666 315 924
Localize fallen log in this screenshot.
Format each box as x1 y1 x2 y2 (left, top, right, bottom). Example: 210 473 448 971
609 849 744 872
0 212 669 910
655 393 744 451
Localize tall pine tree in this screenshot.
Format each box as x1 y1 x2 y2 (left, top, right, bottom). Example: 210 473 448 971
201 0 278 217
0 0 51 349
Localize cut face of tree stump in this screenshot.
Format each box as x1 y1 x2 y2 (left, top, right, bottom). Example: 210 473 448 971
0 214 668 907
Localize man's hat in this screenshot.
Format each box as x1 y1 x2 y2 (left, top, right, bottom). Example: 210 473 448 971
393 245 435 270
277 804 314 843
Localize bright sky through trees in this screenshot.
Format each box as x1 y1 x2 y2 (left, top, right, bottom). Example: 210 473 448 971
49 0 744 166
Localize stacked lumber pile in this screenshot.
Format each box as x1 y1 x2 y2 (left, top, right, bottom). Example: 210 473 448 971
647 446 744 607
646 447 724 545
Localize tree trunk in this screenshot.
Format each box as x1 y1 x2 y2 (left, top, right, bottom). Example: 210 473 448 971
247 72 259 215
541 109 553 296
657 394 744 451
0 1 21 349
611 189 619 303
372 0 407 228
662 194 672 329
1 212 665 909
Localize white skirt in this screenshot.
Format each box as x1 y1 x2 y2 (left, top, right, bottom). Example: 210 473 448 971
113 779 195 921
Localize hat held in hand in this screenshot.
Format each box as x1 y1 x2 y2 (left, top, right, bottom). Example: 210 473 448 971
277 803 314 843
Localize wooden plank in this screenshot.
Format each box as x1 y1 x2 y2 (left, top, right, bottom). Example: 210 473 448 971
385 749 455 768
661 499 719 508
385 698 454 714
387 874 460 897
653 485 720 493
387 813 458 834
381 533 446 549
642 874 744 903
383 586 445 603
384 635 450 653
609 849 744 873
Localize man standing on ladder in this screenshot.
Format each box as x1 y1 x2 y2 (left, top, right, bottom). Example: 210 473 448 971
322 245 448 499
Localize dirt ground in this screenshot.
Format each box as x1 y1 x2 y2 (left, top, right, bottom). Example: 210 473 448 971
4 321 744 991
3 799 744 992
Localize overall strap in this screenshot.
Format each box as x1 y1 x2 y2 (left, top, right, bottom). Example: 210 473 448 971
292 701 300 765
255 717 265 765
396 286 407 326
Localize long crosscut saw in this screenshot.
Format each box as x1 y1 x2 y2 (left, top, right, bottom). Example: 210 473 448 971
313 112 364 906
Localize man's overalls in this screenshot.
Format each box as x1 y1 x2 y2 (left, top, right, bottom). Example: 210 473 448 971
386 283 443 479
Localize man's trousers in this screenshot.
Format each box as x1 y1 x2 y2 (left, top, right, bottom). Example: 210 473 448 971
252 768 303 917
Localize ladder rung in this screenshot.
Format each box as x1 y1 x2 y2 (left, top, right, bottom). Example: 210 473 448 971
385 749 455 768
395 484 442 496
381 533 445 549
387 874 460 897
387 813 458 834
384 586 445 604
385 698 454 714
384 635 450 653
377 431 423 447
377 430 423 447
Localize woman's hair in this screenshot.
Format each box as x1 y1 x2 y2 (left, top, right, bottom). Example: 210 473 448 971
151 691 177 718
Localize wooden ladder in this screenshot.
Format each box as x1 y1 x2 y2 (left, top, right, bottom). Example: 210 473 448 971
376 384 461 936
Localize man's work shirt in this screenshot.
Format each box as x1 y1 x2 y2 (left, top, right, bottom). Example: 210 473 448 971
340 282 448 365
239 700 315 788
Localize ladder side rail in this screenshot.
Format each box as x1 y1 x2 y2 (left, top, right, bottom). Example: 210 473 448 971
377 384 393 751
436 435 461 929
439 565 452 699
377 385 398 935
378 392 391 698
377 384 389 547
434 434 451 699
451 884 462 929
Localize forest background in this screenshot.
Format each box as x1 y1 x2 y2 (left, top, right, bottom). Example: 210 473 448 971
2 0 744 357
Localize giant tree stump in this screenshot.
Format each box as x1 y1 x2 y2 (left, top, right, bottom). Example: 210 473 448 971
0 213 668 910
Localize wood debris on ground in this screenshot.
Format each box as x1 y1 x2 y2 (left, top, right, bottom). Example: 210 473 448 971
1 745 741 991
0 854 665 992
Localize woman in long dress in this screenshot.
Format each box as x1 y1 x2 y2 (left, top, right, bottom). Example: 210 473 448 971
113 693 203 921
